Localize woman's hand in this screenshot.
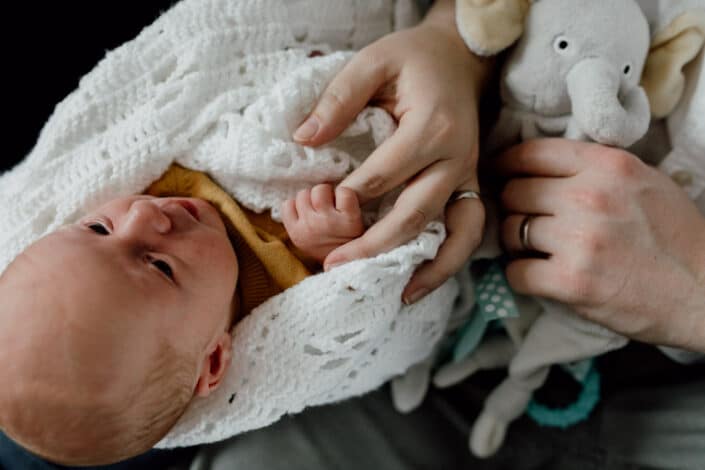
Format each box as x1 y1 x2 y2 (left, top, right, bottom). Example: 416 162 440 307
293 0 491 303
497 139 705 351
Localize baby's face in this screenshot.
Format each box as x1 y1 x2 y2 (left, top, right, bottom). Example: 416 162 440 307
0 195 238 462
47 195 238 347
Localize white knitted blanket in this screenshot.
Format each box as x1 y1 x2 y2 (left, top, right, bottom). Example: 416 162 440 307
0 0 460 448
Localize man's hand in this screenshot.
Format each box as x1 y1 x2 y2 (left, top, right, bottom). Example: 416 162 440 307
497 139 705 351
281 184 364 263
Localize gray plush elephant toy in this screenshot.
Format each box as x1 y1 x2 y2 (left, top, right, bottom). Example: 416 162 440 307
441 0 653 459
487 0 651 152
391 0 705 460
391 0 654 460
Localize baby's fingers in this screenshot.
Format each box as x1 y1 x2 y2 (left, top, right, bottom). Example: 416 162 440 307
402 196 485 304
324 161 456 270
295 188 314 215
280 198 298 225
310 184 335 212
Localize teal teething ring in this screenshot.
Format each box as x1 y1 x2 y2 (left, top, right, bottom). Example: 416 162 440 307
526 363 601 429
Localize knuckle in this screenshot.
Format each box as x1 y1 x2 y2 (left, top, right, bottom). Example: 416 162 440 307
425 110 457 146
516 139 542 165
574 228 606 257
358 172 391 198
601 149 641 179
570 188 611 214
320 86 350 115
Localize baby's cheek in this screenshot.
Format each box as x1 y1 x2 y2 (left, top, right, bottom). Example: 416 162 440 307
208 235 238 277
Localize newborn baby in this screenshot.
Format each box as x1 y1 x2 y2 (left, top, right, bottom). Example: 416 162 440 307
0 165 364 466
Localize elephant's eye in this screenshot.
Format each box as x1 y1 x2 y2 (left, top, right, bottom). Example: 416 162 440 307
553 35 571 54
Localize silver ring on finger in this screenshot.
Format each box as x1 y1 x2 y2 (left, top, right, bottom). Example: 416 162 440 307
519 215 535 251
451 190 481 203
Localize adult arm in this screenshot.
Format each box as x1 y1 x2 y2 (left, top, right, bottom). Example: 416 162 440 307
497 139 705 351
293 0 493 303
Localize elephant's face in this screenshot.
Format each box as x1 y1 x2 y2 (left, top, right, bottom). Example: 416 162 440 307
501 0 650 117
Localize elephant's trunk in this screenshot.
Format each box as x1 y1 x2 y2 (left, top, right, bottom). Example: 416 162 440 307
566 58 650 147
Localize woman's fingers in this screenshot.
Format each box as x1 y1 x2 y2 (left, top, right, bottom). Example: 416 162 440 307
495 139 589 178
339 113 445 203
293 49 390 146
403 195 485 304
323 160 460 270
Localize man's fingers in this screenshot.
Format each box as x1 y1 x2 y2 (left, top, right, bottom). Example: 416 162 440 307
324 161 458 269
403 196 485 304
504 258 559 299
495 139 589 178
501 214 556 254
500 176 567 215
293 50 389 146
340 114 446 203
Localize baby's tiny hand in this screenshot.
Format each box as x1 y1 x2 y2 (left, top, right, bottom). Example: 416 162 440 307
281 184 364 263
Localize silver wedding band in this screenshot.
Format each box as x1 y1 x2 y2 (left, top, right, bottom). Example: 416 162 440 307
451 190 481 202
519 215 535 251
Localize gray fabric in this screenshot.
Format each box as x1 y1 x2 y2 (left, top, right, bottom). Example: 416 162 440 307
190 346 705 470
603 381 705 469
191 390 474 470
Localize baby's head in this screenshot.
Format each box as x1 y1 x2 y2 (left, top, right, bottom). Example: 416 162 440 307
0 195 238 465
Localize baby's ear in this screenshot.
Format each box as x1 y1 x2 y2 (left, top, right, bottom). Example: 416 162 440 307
456 0 531 56
642 11 705 118
194 332 233 397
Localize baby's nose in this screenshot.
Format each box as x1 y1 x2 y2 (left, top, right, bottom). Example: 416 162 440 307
124 199 172 235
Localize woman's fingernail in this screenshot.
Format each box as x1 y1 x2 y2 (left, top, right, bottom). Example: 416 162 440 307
403 288 429 305
294 117 319 142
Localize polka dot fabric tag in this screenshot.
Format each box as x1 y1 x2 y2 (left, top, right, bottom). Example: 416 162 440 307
475 260 519 321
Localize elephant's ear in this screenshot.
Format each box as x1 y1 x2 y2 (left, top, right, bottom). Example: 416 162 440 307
641 10 705 119
456 0 531 56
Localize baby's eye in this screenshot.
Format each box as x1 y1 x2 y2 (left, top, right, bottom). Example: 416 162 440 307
151 258 175 281
88 223 110 235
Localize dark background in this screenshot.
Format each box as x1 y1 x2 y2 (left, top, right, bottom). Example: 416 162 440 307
1 1 177 172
